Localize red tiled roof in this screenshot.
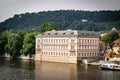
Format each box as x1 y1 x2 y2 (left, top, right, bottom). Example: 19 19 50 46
104 50 116 56
111 51 116 55
113 39 120 47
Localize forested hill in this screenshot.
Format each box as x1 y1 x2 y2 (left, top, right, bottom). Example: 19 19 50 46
0 10 120 32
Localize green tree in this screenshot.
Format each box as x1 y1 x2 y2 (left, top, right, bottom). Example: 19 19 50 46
1 10 120 32
4 31 16 57
0 33 7 55
109 52 113 58
4 30 26 58
14 30 26 57
118 32 120 39
20 31 38 57
39 23 57 33
101 30 119 48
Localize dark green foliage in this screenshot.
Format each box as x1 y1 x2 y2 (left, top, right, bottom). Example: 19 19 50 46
0 33 7 55
4 31 17 57
0 24 56 58
101 30 119 48
0 10 120 32
109 52 113 58
4 30 26 58
20 31 38 57
39 23 57 33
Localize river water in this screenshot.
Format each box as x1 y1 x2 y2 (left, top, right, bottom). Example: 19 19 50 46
0 58 120 80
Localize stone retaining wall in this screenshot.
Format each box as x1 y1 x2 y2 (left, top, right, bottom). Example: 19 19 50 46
34 55 77 64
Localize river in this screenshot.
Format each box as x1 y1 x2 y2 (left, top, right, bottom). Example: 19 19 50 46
0 58 120 80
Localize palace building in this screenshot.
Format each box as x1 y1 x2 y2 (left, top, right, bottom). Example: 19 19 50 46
35 29 100 64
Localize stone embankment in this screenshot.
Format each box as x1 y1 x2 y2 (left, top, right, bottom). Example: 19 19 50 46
89 58 120 65
109 58 120 61
89 61 106 65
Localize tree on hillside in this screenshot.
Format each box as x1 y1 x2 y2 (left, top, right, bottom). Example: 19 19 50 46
1 10 120 32
39 23 57 33
20 31 38 57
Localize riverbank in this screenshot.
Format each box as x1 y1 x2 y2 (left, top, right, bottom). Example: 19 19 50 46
0 54 34 60
89 58 120 65
89 61 106 65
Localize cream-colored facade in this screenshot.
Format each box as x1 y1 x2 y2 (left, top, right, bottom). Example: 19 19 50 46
113 39 120 54
35 29 100 64
113 47 119 54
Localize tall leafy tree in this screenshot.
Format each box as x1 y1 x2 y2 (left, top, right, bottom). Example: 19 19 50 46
101 30 119 48
39 23 57 33
0 33 7 55
13 30 26 57
4 30 26 58
20 31 38 57
4 31 16 57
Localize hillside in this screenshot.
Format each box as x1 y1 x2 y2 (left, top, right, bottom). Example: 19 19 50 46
0 10 120 32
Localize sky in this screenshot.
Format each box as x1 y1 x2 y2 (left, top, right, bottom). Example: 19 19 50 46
0 0 120 22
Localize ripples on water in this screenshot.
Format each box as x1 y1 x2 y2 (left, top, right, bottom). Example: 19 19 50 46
0 58 120 80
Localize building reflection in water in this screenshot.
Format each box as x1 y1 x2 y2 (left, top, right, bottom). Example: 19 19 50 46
1 58 120 80
99 71 120 80
35 61 120 80
35 61 77 80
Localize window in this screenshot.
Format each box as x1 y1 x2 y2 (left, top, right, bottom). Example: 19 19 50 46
48 33 50 35
71 39 75 43
79 39 80 43
71 45 75 49
79 45 81 49
84 53 86 56
78 53 80 56
63 32 66 35
66 39 68 43
82 39 84 43
38 39 40 43
71 32 74 35
57 39 58 43
55 33 58 35
85 39 86 43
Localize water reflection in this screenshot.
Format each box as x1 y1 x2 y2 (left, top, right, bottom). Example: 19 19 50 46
99 71 120 80
0 58 35 80
0 58 120 80
35 61 77 80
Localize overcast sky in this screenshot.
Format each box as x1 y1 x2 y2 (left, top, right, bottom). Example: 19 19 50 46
0 0 120 22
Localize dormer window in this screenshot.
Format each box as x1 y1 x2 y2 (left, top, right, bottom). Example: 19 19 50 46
71 32 74 35
63 33 66 35
55 33 58 35
92 34 95 36
38 40 40 43
48 33 50 35
81 33 84 35
41 33 44 35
